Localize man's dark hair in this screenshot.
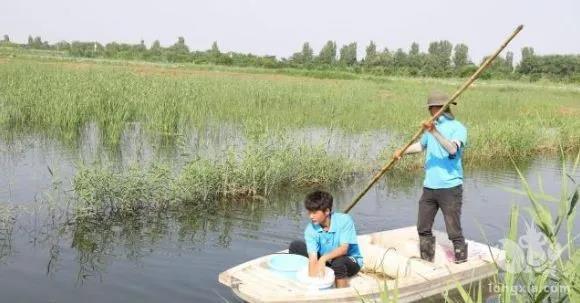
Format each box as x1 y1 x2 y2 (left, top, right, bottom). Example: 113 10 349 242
304 190 333 212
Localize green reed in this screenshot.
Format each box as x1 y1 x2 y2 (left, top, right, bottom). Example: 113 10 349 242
0 56 577 159
73 139 359 215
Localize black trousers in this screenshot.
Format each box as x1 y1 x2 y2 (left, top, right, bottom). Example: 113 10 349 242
288 240 360 279
417 185 465 246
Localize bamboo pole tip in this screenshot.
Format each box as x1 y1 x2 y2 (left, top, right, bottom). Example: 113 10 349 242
516 24 524 31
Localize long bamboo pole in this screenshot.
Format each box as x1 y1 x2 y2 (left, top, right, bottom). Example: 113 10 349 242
343 25 524 214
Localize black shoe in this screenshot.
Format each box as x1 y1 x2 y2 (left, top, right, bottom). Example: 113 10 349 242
419 236 436 262
454 242 468 263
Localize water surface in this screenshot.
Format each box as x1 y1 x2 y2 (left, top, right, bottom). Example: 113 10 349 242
0 129 577 302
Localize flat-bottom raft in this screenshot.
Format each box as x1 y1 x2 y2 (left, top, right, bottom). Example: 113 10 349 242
219 226 505 302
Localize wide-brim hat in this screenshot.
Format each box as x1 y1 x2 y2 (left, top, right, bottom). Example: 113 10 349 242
427 91 456 107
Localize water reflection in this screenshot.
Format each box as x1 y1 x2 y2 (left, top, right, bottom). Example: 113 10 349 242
0 208 15 262
17 187 305 285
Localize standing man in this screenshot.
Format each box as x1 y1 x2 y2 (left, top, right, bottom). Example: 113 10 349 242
394 91 468 263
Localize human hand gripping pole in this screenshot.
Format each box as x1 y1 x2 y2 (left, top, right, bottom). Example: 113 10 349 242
343 25 524 214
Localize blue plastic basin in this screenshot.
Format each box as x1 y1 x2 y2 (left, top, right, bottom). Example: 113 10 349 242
267 254 308 279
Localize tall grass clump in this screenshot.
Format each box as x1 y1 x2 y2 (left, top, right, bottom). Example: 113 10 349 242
73 140 360 216
74 164 178 217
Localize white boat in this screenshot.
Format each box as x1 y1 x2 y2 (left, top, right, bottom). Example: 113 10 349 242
219 226 504 302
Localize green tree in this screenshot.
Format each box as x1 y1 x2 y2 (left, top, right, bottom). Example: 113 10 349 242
517 47 537 75
173 36 189 52
364 41 378 67
166 36 191 62
482 54 513 79
151 40 161 50
505 51 514 73
69 41 104 58
211 41 220 55
427 40 453 77
290 42 313 65
516 53 580 81
208 41 223 64
289 51 303 64
137 40 147 52
301 42 313 63
376 48 393 73
26 36 49 49
393 48 408 74
207 41 232 65
452 43 469 69
407 42 424 75
104 42 120 58
521 46 535 60
33 36 42 48
0 34 11 47
317 40 337 65
55 41 70 52
339 42 357 66
149 40 163 60
409 42 420 56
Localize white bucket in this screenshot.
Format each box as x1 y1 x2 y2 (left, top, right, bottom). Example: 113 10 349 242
296 266 335 290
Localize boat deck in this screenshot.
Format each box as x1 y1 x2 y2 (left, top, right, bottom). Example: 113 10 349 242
219 226 504 302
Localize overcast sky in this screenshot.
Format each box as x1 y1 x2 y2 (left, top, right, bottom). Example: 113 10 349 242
2 0 579 62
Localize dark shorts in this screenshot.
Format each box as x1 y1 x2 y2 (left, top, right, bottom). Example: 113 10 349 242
288 240 360 279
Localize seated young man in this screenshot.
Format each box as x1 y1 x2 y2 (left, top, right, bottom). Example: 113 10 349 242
288 190 363 288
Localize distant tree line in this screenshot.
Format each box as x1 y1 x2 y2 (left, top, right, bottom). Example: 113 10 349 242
1 34 579 82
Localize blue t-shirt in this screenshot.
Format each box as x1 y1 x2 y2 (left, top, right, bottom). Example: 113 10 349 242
420 116 467 189
304 212 363 267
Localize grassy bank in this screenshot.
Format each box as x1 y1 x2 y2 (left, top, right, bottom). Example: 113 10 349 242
1 56 577 154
